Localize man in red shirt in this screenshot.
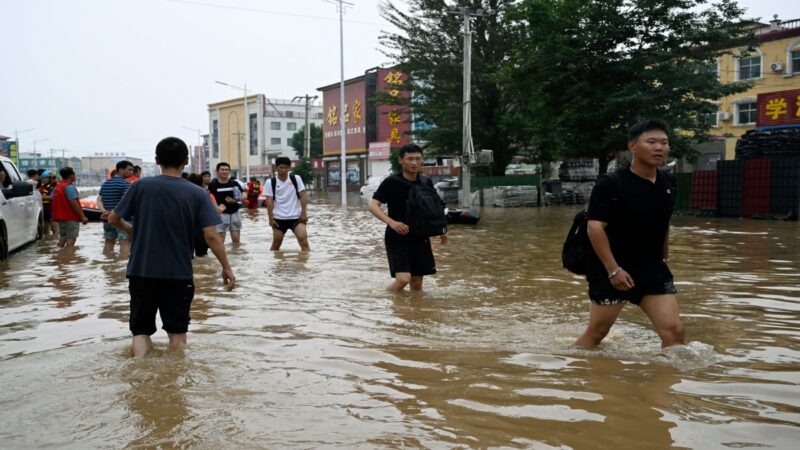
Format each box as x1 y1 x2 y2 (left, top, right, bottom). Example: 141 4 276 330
51 167 89 247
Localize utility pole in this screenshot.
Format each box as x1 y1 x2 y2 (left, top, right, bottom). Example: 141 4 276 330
293 95 319 160
324 0 353 206
447 6 493 209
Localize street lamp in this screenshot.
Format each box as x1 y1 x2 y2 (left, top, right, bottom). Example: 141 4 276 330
182 126 204 171
14 128 34 152
215 80 250 181
33 138 50 153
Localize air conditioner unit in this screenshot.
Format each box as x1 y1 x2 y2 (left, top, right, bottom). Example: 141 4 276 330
718 112 732 121
770 61 784 72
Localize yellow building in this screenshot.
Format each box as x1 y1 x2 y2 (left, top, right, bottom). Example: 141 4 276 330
710 16 800 161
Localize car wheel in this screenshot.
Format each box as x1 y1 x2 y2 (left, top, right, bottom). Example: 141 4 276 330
0 225 8 261
36 212 44 241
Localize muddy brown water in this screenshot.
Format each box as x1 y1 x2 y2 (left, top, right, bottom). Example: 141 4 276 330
1 193 799 449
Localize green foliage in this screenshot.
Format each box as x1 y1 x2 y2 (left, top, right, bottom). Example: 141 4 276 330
380 0 519 175
290 123 323 159
389 149 402 174
380 0 755 175
291 158 314 185
502 0 755 172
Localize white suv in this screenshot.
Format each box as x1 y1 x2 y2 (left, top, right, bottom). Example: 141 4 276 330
0 155 43 260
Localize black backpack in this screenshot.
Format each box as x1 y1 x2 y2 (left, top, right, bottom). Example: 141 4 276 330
562 172 622 275
271 174 300 200
404 175 447 237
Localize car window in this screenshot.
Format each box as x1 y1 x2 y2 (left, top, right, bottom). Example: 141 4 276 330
1 161 21 187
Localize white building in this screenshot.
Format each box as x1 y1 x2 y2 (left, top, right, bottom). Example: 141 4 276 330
208 95 323 180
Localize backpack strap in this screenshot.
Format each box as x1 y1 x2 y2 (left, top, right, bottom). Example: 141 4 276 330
289 174 300 199
271 175 301 200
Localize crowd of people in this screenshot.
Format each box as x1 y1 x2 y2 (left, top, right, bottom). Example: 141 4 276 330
24 118 686 358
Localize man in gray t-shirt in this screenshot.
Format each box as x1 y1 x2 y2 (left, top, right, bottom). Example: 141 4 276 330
110 137 235 358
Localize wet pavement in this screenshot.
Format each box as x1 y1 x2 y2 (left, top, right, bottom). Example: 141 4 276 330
1 193 799 449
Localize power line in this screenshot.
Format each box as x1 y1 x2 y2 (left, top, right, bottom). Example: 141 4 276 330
165 0 383 26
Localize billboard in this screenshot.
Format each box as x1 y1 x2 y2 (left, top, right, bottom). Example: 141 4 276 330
322 79 367 155
757 89 800 127
376 68 411 148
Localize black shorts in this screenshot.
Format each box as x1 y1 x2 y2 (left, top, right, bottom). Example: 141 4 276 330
273 218 301 234
129 277 195 335
43 204 52 221
588 263 677 306
385 231 437 278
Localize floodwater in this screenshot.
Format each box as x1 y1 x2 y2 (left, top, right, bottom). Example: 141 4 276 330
1 193 799 449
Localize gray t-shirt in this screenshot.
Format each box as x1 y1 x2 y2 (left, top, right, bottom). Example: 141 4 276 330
114 175 222 280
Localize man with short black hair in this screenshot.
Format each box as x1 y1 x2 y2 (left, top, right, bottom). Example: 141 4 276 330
265 156 309 251
208 162 244 244
109 137 235 358
26 169 39 187
369 144 448 291
576 118 685 349
97 160 134 256
51 167 89 247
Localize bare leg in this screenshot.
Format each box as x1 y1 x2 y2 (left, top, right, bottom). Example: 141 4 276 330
218 232 226 243
119 240 131 259
387 272 411 292
294 224 310 251
132 335 152 358
575 302 626 348
103 238 116 254
639 294 685 348
230 230 241 245
271 228 285 251
167 332 187 351
409 275 423 291
65 238 77 247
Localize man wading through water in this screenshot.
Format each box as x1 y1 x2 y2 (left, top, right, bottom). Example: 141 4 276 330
265 157 310 251
110 137 235 357
369 144 448 292
576 119 685 349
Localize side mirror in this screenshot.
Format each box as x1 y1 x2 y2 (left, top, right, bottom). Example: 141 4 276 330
5 181 34 199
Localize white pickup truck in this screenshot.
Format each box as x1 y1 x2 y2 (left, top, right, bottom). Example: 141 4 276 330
0 155 43 260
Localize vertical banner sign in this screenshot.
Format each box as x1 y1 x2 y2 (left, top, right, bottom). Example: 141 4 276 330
376 68 411 149
757 89 800 127
9 141 19 165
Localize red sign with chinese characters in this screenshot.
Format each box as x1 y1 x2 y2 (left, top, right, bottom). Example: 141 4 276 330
757 89 800 127
321 80 367 155
376 68 411 148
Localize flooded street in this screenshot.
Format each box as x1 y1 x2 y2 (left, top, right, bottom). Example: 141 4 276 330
1 194 799 449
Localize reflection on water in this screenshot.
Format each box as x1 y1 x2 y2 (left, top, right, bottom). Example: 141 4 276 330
1 193 799 448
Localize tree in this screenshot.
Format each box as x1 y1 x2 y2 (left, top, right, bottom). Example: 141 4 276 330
380 0 520 175
290 123 323 159
291 157 314 185
502 0 755 173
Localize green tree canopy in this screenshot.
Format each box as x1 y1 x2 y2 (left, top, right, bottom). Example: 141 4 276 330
502 0 755 173
290 123 323 159
380 0 519 175
381 0 755 174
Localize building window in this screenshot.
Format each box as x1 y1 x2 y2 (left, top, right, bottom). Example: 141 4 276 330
792 49 800 74
736 102 757 125
271 121 281 131
315 112 323 119
287 138 293 147
212 120 219 158
271 137 281 145
704 105 719 128
287 122 297 131
285 111 294 118
249 113 258 156
737 55 761 80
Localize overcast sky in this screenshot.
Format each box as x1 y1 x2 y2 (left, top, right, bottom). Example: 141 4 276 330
2 0 799 162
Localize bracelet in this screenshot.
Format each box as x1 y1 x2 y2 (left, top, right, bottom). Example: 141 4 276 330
608 267 622 279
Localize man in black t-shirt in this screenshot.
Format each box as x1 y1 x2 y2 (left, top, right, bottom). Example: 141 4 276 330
575 119 686 349
208 162 244 245
369 144 448 292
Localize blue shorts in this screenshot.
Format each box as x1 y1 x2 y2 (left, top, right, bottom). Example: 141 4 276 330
103 222 129 241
